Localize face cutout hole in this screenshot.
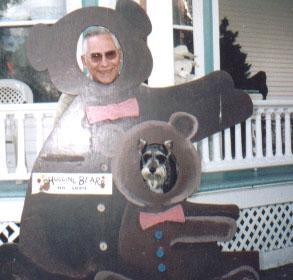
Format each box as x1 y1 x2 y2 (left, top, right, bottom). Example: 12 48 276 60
138 139 178 194
76 26 123 85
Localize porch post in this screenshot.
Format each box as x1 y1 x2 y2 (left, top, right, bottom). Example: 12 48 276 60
203 0 214 74
200 0 222 161
193 0 205 78
147 0 174 86
193 0 219 76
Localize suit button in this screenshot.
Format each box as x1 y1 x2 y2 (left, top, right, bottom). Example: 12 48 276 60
158 263 167 272
99 241 108 251
100 163 108 172
156 247 165 258
97 203 106 213
154 230 163 240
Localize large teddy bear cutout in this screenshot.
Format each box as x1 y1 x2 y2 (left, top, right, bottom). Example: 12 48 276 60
0 0 255 279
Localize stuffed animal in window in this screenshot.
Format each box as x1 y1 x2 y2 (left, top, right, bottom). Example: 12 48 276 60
0 0 255 279
174 45 196 84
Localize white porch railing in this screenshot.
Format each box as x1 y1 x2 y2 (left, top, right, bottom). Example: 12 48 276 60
1 99 293 180
200 99 293 172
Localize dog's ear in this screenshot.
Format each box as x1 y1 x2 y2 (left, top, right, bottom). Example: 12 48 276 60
138 138 147 154
163 140 173 154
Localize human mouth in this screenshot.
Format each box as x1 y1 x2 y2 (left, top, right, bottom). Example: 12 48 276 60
98 69 115 76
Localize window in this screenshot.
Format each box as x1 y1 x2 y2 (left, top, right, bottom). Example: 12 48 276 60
173 0 195 84
0 0 81 102
173 0 219 83
173 0 193 51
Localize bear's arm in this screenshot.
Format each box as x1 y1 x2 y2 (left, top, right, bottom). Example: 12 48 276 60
169 215 237 246
165 201 239 246
138 71 252 142
182 201 239 220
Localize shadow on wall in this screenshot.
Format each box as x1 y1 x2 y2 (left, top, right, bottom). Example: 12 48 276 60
220 17 268 100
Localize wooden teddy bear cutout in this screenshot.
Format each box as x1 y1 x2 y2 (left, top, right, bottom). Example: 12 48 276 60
94 112 259 280
0 0 258 279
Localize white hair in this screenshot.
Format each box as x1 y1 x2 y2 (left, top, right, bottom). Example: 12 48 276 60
82 26 121 55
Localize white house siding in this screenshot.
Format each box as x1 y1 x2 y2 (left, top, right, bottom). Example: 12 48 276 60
219 0 293 98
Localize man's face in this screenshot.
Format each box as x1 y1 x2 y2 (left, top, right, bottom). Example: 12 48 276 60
81 34 121 84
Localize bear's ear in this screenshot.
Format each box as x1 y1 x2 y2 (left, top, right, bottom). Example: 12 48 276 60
26 24 52 71
116 0 152 38
169 112 198 140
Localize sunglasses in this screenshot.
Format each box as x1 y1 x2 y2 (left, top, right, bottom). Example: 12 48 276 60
89 50 119 63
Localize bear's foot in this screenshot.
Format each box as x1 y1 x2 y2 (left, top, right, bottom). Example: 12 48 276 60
0 243 78 280
220 265 259 280
94 271 132 280
0 243 43 280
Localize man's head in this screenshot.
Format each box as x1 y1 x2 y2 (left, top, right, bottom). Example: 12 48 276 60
81 26 122 84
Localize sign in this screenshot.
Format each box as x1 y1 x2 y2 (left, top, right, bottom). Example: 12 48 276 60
32 173 112 195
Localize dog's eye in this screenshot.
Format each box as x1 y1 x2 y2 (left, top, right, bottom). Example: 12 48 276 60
142 154 152 162
157 155 166 164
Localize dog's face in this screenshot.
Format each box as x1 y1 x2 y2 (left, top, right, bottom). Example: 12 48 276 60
138 139 175 194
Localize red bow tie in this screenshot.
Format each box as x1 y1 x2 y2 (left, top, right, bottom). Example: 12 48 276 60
139 205 185 230
85 97 139 124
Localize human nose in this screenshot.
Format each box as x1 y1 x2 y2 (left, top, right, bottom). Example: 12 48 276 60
100 55 110 66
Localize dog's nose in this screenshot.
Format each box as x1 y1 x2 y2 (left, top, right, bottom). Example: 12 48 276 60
149 167 156 174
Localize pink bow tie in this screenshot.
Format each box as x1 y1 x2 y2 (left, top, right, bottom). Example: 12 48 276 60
139 204 185 230
85 97 139 124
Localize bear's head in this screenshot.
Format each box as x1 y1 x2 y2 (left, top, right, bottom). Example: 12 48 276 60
26 0 152 97
112 112 201 208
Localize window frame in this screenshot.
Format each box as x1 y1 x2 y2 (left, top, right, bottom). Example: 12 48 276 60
0 1 82 28
0 1 83 102
173 0 220 79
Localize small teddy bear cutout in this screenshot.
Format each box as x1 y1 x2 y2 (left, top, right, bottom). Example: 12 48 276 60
92 112 259 280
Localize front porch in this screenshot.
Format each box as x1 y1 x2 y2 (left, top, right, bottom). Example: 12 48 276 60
2 97 293 179
0 96 293 271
